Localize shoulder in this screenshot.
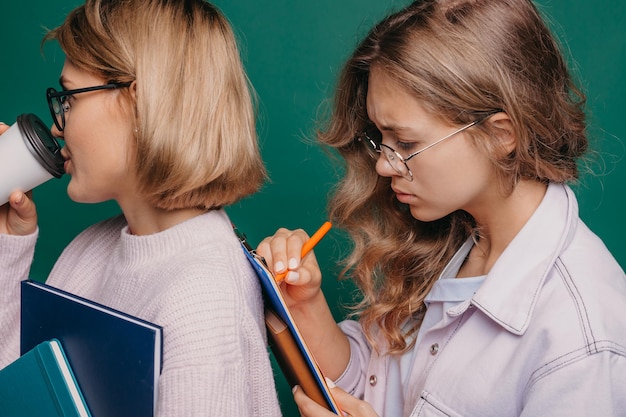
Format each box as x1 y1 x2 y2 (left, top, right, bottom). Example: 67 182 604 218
558 218 626 312
153 246 265 366
163 211 257 292
531 218 626 363
562 218 623 273
148 210 263 317
140 213 266 356
558 220 626 340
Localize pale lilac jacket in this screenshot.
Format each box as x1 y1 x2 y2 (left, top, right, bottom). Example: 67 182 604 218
337 183 626 417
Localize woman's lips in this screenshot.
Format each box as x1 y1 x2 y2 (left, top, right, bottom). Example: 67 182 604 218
392 188 413 204
61 151 71 174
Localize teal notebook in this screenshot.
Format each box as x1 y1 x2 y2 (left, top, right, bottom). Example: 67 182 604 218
0 339 91 417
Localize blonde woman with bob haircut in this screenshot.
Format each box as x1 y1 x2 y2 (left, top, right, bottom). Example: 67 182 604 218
0 0 281 415
258 0 626 416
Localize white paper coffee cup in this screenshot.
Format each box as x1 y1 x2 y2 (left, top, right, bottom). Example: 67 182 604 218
0 114 64 205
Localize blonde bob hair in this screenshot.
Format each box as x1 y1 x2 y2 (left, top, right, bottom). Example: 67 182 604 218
46 0 265 210
320 0 587 353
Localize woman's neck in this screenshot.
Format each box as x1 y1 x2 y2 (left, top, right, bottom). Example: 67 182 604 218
457 180 548 277
119 198 207 236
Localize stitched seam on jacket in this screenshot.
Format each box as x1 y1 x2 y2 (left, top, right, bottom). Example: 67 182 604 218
555 258 596 352
524 343 626 401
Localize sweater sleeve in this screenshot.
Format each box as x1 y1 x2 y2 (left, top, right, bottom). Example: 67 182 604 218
0 230 38 367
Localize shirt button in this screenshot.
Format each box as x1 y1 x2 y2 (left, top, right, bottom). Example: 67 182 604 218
430 343 439 355
369 375 377 386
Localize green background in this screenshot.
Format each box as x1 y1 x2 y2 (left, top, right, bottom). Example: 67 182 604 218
2 1 624 415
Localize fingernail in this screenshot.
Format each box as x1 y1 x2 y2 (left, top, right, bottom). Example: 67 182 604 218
15 193 24 205
288 258 298 269
274 261 285 273
292 385 299 394
286 271 300 283
0 122 6 126
325 377 336 388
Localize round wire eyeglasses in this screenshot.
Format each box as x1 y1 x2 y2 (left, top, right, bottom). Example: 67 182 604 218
355 112 497 181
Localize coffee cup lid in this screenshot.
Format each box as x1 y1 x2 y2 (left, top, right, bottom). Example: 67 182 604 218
17 114 64 178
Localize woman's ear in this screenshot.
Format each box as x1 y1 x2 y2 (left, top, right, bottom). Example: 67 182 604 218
485 112 517 155
130 81 137 101
128 81 139 128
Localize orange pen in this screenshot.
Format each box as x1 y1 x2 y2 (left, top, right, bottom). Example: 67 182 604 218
275 221 332 282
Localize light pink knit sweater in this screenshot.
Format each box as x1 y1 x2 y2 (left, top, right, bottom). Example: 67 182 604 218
0 209 281 416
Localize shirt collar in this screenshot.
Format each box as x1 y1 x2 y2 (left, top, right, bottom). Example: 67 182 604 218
466 183 578 335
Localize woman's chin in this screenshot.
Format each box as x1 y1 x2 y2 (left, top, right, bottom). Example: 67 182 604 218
66 184 104 204
408 206 448 223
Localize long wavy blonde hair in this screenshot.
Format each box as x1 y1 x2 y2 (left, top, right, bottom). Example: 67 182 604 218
320 0 587 353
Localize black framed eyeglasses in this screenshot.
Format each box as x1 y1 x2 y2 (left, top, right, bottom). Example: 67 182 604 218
46 82 132 131
355 111 499 181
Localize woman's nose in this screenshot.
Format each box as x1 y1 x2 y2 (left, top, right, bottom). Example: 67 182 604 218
375 154 398 178
50 124 64 140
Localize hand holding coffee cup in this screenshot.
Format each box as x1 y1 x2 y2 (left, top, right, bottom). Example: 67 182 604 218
0 114 64 206
0 114 64 235
0 189 38 236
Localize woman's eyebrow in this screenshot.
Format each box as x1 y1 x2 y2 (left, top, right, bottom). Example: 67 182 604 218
379 124 425 140
58 76 69 90
378 123 410 133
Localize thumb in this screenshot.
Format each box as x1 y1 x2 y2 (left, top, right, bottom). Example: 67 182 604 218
326 379 379 417
8 191 38 235
0 122 9 135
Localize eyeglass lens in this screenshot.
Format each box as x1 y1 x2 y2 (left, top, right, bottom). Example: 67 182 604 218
359 129 412 179
47 88 67 131
379 146 410 177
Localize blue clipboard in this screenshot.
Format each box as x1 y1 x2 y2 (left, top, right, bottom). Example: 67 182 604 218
236 230 341 414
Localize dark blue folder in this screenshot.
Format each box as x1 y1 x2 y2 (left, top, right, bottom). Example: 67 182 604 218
20 280 162 417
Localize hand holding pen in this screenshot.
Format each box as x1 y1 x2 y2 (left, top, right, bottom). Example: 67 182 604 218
257 221 332 288
257 221 350 415
274 221 332 282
